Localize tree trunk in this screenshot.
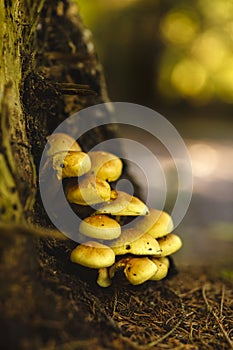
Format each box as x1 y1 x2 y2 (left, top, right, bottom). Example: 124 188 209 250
0 0 112 226
0 0 38 223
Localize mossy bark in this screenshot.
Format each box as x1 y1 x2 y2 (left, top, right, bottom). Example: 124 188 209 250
0 0 111 226
0 0 41 223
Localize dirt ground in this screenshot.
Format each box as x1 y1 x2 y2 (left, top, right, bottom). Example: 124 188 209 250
1 234 232 350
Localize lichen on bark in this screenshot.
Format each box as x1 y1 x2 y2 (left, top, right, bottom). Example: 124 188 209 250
0 0 44 223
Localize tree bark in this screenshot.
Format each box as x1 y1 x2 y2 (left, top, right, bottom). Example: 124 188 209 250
0 0 39 223
0 0 112 226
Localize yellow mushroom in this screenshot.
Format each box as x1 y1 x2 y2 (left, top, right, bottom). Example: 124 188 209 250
96 191 149 216
88 151 123 182
52 151 91 179
157 233 182 257
124 257 158 285
46 133 82 157
79 215 121 240
65 175 112 206
110 228 162 256
70 241 115 269
149 257 170 281
109 256 158 285
137 208 174 238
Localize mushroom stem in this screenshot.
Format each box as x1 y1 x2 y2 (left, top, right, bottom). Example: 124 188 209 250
109 257 131 279
97 267 112 287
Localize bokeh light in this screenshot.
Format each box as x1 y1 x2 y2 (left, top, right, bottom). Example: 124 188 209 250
189 143 218 178
160 9 199 47
171 59 207 97
159 1 233 103
77 0 233 105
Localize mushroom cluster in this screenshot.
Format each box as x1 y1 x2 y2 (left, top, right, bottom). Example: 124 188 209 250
45 133 183 287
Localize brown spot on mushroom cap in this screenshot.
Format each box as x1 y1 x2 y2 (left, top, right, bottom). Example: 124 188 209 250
110 228 162 256
137 208 174 238
88 151 123 182
52 151 91 179
65 175 112 206
70 241 115 269
150 257 170 280
96 191 149 216
124 257 158 285
46 133 82 157
157 233 182 257
79 215 121 240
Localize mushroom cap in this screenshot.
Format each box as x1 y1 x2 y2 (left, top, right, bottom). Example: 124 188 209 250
52 151 91 179
65 175 112 206
149 257 170 280
124 257 158 285
70 241 115 268
157 233 182 257
46 133 82 157
137 208 174 238
111 228 162 256
79 215 121 240
96 191 149 216
88 151 123 182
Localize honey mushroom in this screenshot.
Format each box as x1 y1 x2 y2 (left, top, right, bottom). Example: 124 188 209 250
79 215 121 240
109 256 158 285
65 175 112 206
96 191 149 216
70 241 115 268
110 228 161 256
40 133 91 202
88 151 123 182
137 208 174 238
107 230 182 285
51 137 184 287
149 257 170 281
46 133 82 157
52 151 91 180
124 257 158 285
70 241 115 288
44 133 91 180
157 233 182 257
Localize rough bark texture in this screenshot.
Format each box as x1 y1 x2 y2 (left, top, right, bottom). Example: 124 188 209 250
0 0 113 226
0 0 39 223
0 2 232 350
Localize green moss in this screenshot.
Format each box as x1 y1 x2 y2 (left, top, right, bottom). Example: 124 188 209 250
0 0 45 223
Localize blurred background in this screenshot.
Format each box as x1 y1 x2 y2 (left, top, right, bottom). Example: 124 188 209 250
76 0 233 270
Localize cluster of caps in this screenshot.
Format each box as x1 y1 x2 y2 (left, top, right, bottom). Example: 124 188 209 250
45 133 182 287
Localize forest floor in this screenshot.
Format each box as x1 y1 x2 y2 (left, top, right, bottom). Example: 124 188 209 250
1 235 232 350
